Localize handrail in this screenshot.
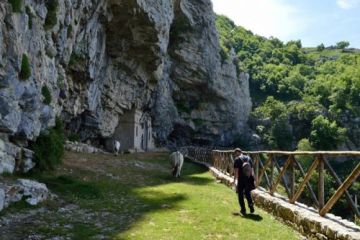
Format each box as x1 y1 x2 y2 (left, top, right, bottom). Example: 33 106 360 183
182 146 360 219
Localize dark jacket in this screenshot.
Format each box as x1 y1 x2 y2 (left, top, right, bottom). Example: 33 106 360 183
234 154 255 191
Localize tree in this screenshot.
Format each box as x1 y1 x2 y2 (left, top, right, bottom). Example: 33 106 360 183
309 116 346 150
336 41 350 50
317 43 325 51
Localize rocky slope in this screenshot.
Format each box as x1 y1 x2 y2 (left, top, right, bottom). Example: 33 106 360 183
0 0 251 174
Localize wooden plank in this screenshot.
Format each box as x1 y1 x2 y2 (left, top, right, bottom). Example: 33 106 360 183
212 150 360 157
290 157 319 204
258 154 273 187
290 157 295 199
323 158 360 217
293 158 319 207
270 155 292 195
270 156 275 193
318 155 325 211
320 163 360 216
257 157 271 188
274 159 291 198
254 154 260 185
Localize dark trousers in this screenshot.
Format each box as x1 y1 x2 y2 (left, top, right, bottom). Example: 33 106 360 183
237 184 254 211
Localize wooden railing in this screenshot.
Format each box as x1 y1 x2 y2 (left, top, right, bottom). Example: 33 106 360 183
183 147 360 218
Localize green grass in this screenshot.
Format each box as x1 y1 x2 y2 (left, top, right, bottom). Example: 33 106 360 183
1 152 301 239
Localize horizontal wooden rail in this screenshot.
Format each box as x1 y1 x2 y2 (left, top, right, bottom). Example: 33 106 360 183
182 146 360 220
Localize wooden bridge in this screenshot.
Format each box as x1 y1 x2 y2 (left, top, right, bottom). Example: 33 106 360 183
181 147 360 218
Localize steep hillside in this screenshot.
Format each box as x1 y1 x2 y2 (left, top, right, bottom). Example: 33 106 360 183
216 15 360 151
0 0 251 174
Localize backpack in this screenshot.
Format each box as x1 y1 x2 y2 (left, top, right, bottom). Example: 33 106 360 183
242 161 252 178
240 155 252 178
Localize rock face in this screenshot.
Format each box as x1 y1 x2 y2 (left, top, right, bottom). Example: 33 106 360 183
0 179 49 210
0 0 251 169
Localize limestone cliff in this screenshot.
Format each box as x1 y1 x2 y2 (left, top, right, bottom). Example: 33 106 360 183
0 0 251 173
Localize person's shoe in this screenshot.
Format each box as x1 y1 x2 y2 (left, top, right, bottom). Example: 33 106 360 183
240 209 246 215
250 207 255 214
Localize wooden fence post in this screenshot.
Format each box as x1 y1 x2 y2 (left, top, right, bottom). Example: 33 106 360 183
318 155 325 211
290 156 295 200
270 155 275 194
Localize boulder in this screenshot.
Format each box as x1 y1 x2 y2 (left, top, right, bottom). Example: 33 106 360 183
17 179 49 206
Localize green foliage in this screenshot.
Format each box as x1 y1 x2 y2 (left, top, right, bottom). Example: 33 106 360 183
41 85 52 105
25 6 33 29
355 216 360 227
336 41 350 50
31 118 65 171
296 138 314 169
216 15 359 151
8 0 22 13
67 24 73 38
317 43 325 51
68 52 86 69
19 54 31 80
44 0 58 30
253 96 288 120
309 116 347 150
68 132 80 142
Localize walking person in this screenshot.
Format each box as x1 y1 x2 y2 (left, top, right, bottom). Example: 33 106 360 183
233 148 256 215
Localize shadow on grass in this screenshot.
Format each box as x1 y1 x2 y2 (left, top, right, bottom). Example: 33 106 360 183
232 212 264 221
1 153 210 239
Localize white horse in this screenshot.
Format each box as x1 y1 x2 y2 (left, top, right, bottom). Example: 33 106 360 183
114 140 121 156
170 151 184 178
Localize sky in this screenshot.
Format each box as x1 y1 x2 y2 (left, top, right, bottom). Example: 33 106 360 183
211 0 360 48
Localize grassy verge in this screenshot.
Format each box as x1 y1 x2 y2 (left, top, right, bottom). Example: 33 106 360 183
1 152 301 239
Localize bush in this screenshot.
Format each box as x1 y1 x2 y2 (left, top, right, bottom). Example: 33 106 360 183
8 0 22 13
44 0 58 30
317 43 325 52
41 85 52 105
309 116 347 150
31 118 65 171
296 138 314 169
19 54 31 80
25 6 33 29
68 133 80 142
67 24 73 38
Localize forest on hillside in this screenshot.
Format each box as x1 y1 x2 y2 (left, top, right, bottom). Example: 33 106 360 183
216 16 360 221
216 15 360 152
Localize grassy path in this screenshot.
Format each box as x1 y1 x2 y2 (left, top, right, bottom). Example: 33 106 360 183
0 152 301 240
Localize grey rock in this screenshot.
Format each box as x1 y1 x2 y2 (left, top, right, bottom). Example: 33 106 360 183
17 179 49 206
0 138 16 174
0 188 4 211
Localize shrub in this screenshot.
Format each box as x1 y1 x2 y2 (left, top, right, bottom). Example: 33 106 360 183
296 138 314 169
25 6 33 29
41 85 52 105
68 133 80 142
67 24 73 38
309 116 347 150
44 0 59 30
31 118 65 171
68 52 86 69
8 0 22 13
19 54 31 80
